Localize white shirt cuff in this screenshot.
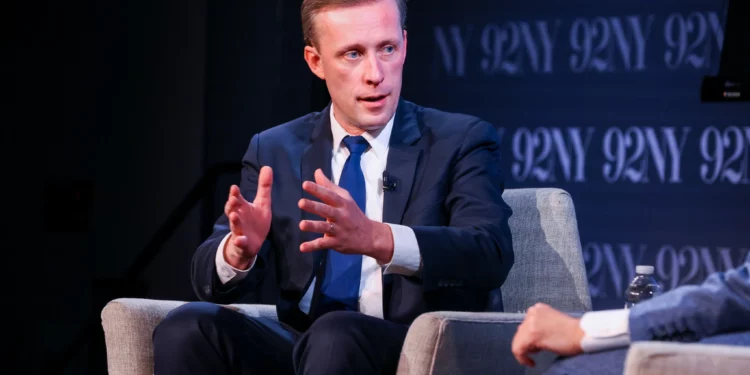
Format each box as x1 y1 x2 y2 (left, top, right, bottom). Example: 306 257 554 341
579 309 632 352
215 233 255 285
382 224 421 276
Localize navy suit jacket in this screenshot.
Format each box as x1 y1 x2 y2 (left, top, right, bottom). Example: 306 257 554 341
630 253 750 342
191 99 514 332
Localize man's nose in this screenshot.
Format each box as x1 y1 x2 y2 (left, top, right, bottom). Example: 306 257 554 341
364 56 384 86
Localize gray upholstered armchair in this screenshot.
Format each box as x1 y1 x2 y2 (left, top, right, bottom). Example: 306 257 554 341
101 188 593 374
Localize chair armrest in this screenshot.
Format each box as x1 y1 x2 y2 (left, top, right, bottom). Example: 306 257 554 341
396 312 556 375
100 298 277 375
624 341 750 375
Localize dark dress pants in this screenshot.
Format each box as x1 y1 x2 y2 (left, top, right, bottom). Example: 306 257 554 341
152 301 409 375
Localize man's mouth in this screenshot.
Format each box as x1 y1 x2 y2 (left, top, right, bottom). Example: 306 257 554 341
359 94 388 102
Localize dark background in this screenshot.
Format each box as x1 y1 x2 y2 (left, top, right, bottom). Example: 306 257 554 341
17 0 747 373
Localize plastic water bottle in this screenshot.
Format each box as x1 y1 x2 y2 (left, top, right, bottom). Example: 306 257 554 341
624 265 663 309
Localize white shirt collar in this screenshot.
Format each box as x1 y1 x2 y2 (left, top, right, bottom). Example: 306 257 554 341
330 105 394 160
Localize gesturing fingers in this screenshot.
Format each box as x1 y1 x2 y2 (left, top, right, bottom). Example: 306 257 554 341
254 166 273 209
225 195 242 216
298 198 338 220
228 212 244 236
300 236 336 253
303 172 346 207
299 220 332 234
228 185 245 202
314 168 343 192
226 184 250 216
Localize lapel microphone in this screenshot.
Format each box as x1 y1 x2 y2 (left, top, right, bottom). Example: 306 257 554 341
382 171 397 191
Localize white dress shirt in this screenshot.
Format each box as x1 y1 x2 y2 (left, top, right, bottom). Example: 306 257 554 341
214 106 422 319
579 309 632 352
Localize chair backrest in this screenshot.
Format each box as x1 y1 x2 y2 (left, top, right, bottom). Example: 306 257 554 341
499 188 592 313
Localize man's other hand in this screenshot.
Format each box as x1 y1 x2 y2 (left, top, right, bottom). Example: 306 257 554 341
223 166 273 269
298 169 394 263
511 303 585 367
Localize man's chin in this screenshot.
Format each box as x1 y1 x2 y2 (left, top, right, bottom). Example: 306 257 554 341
356 119 390 131
355 110 396 130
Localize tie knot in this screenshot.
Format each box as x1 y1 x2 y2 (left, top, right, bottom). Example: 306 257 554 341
342 136 370 156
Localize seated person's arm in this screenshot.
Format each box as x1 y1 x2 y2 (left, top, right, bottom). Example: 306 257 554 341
629 254 750 342
511 254 750 367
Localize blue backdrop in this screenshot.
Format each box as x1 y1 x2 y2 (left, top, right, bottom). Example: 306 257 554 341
401 0 749 309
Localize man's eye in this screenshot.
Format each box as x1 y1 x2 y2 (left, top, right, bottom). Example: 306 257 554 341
383 46 395 54
345 51 360 59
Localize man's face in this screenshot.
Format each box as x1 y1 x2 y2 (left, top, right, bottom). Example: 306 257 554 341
304 0 407 132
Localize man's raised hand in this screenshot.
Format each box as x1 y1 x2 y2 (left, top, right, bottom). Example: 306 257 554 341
223 166 273 269
297 168 394 264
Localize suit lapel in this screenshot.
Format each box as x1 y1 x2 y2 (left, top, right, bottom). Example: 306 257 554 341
383 100 422 226
297 105 333 291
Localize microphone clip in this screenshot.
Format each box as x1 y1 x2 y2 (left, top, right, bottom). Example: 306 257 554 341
382 172 397 192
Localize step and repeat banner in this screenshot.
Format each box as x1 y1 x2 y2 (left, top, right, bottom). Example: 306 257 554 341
402 0 749 309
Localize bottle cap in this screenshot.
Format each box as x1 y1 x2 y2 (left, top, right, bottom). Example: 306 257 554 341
636 265 654 275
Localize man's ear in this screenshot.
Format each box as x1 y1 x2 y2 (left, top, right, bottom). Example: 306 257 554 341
402 30 408 61
304 45 325 80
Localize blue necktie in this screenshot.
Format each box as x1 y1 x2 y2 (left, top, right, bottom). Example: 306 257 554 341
313 135 369 318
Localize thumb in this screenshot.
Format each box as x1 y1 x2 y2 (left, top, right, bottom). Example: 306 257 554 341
254 166 273 209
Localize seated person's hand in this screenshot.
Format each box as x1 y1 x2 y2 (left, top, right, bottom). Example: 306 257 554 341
511 303 585 367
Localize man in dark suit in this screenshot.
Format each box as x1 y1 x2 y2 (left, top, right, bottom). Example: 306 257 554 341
511 253 750 375
152 0 513 374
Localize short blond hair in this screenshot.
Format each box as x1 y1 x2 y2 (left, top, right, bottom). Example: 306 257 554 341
301 0 407 47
